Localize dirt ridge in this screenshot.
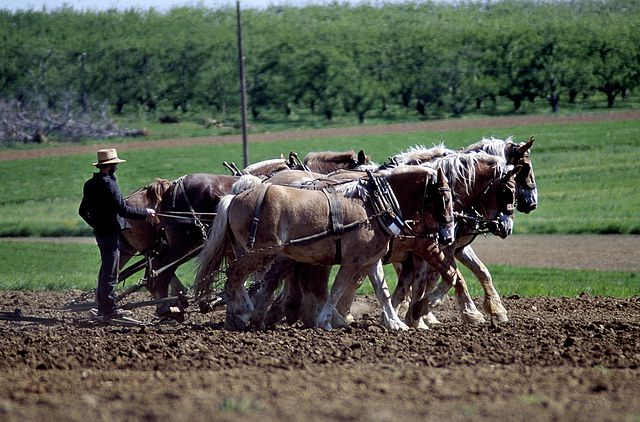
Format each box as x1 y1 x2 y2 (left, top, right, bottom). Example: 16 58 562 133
2 109 640 162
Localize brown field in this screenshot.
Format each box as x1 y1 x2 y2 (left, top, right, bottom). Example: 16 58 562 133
1 290 639 422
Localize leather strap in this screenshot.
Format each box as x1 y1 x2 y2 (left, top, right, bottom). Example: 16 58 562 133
322 187 344 264
247 184 270 249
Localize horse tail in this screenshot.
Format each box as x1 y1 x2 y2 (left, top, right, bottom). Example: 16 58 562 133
193 194 234 299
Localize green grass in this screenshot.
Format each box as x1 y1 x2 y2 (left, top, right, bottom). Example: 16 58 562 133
1 117 639 236
352 262 638 298
1 241 636 296
0 115 638 295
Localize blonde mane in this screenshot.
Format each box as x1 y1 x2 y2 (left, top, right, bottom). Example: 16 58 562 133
393 143 453 165
464 136 515 159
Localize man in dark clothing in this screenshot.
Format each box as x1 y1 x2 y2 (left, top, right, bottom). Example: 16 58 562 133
79 148 156 322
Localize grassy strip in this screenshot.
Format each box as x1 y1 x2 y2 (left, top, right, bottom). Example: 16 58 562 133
1 241 636 297
1 118 640 236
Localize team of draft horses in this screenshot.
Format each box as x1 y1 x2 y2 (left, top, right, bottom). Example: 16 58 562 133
120 136 536 331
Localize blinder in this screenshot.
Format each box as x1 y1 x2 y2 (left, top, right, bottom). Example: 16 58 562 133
498 173 517 216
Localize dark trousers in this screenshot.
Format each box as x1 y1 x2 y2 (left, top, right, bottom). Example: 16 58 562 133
95 232 120 315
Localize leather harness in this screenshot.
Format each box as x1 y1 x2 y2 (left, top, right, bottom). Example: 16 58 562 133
244 175 416 265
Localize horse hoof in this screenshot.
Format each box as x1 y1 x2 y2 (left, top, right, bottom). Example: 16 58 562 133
382 316 409 331
493 313 509 323
462 311 486 324
344 312 355 325
392 321 410 331
331 313 349 329
424 312 441 325
248 320 267 331
415 319 430 330
224 315 247 331
317 323 333 331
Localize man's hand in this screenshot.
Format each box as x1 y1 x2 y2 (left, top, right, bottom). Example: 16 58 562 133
146 208 159 224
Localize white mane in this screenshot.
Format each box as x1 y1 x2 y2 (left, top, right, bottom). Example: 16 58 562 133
334 179 369 200
426 152 505 195
231 175 263 194
393 143 453 165
464 136 515 159
243 158 287 174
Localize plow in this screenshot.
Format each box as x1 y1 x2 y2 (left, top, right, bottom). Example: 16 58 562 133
1 241 225 326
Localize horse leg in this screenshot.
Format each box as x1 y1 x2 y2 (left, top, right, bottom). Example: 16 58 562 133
390 259 412 311
405 264 437 329
168 274 188 296
421 266 445 325
366 260 409 331
456 245 508 322
451 267 485 324
316 265 363 330
335 271 366 324
251 257 295 329
413 242 485 324
268 263 310 326
299 265 330 328
225 254 273 331
283 263 315 325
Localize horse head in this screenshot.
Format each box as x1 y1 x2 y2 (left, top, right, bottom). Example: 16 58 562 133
506 136 537 214
432 167 455 246
121 178 171 254
384 166 455 246
243 158 290 177
438 153 517 239
304 150 371 174
357 149 369 166
488 165 520 238
145 178 171 212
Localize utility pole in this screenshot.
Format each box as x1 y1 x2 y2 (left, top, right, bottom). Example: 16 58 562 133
236 0 249 168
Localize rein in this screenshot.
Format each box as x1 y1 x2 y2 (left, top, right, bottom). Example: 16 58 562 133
156 211 216 223
170 177 210 240
454 210 495 233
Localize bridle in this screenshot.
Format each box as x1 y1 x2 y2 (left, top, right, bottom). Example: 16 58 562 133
404 172 454 240
454 169 517 236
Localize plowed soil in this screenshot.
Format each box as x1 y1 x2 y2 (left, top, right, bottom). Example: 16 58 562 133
1 288 639 422
2 112 640 421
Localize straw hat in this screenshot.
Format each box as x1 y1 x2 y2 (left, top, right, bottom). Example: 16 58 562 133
92 148 126 166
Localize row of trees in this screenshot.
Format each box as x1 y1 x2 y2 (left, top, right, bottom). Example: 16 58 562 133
1 0 639 127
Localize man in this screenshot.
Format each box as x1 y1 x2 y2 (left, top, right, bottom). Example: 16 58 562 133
79 148 156 322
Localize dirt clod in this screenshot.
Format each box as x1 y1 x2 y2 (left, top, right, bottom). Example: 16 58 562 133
0 291 639 421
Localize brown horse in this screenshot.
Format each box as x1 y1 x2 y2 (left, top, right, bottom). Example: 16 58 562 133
194 166 454 331
121 178 171 256
391 138 535 325
404 156 520 326
296 152 520 328
225 150 371 177
119 179 173 289
116 151 374 319
115 174 240 320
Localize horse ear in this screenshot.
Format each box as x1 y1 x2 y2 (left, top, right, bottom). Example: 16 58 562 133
519 136 535 155
358 149 367 165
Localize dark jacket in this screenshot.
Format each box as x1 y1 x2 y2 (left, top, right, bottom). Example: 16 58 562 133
79 172 148 235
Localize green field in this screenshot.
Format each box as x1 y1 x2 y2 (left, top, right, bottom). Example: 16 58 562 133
0 241 636 297
0 116 638 294
1 117 639 237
